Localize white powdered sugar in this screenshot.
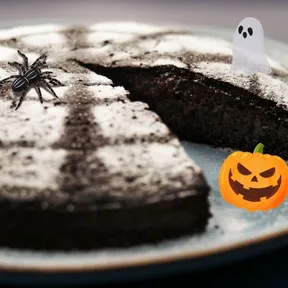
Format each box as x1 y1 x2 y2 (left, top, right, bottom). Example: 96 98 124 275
24 85 70 101
155 34 232 55
131 60 146 66
95 142 200 198
0 100 68 147
194 61 288 108
110 51 131 62
46 69 112 86
0 47 17 62
70 47 111 62
194 62 251 90
256 73 288 106
151 58 187 68
21 32 68 49
86 72 112 85
87 85 128 100
93 101 170 140
87 31 135 45
0 47 42 64
267 57 288 74
0 148 67 190
90 22 170 35
96 143 186 172
137 39 158 51
0 67 12 79
0 24 67 40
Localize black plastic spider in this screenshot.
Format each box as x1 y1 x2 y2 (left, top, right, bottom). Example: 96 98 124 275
0 50 63 110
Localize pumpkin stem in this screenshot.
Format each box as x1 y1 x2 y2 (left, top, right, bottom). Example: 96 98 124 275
253 143 264 154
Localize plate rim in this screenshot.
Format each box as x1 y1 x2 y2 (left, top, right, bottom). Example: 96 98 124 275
1 226 288 273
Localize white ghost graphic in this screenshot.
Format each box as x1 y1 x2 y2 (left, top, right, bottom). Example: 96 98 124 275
231 17 271 75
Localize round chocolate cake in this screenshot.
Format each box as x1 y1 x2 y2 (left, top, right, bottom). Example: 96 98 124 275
0 22 287 250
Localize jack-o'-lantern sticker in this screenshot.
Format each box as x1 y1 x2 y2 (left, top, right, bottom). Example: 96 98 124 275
218 143 288 212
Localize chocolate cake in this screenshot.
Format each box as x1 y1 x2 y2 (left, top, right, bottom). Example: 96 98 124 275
0 22 287 251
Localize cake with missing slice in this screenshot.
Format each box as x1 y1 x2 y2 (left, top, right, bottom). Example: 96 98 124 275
0 22 287 251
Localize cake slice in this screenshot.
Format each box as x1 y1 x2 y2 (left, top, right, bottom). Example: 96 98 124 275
0 26 210 250
69 22 288 158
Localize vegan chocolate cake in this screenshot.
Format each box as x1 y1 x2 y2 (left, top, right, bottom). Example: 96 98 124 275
0 22 287 251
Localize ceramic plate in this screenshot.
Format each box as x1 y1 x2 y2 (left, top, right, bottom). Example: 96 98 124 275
1 23 288 286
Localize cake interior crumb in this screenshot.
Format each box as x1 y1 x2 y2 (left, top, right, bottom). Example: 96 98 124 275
76 61 288 159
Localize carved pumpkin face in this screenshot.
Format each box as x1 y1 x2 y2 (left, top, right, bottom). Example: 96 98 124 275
218 143 288 212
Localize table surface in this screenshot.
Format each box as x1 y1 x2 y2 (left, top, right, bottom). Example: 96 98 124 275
0 0 288 286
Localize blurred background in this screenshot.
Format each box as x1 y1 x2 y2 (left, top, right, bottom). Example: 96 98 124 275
0 0 287 43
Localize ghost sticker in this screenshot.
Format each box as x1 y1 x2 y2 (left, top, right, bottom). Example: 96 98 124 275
231 17 271 75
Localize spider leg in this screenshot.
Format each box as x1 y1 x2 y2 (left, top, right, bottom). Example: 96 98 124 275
15 86 29 110
34 82 43 104
8 61 25 74
31 54 47 69
49 79 63 86
42 75 63 86
0 75 18 85
41 79 59 99
17 50 28 71
41 71 53 77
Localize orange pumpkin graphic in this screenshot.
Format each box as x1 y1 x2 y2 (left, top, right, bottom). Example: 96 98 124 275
218 143 288 212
